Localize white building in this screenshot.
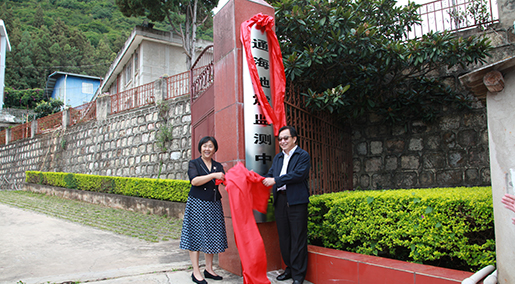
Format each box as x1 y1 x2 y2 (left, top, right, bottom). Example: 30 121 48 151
0 19 11 110
97 25 212 97
0 19 16 130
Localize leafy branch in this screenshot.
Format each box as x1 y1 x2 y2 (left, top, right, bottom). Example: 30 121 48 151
156 101 173 152
273 0 492 125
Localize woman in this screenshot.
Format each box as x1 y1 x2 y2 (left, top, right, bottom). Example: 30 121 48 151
180 136 228 284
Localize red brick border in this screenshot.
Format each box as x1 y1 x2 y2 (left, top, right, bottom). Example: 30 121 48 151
306 245 473 284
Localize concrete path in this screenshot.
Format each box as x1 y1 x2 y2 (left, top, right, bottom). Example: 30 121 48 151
0 203 308 284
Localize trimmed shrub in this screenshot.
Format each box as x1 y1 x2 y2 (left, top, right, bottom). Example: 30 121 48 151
25 171 190 203
63 173 77 189
308 187 494 272
26 172 43 184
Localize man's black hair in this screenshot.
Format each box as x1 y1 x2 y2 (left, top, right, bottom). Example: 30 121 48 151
278 126 297 138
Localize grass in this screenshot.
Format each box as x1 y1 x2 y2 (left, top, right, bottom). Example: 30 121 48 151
0 190 183 242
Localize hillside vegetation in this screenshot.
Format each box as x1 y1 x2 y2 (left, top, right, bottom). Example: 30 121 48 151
0 0 213 93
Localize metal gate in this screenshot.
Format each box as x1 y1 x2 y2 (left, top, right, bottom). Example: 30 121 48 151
284 86 353 194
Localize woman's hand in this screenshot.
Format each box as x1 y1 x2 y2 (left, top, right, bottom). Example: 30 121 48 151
191 172 224 186
213 172 225 181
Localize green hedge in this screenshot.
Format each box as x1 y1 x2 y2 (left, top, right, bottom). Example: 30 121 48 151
308 186 495 271
25 171 190 203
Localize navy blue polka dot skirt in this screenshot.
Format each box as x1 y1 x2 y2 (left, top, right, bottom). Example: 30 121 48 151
180 196 228 254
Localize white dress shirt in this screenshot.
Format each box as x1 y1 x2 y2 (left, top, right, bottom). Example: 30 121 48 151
277 145 297 191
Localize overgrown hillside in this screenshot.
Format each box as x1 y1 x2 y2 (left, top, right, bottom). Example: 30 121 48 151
0 0 213 93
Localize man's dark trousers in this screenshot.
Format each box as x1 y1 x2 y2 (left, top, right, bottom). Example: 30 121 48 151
275 192 308 282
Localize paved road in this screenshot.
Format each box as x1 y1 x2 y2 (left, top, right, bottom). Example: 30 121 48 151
0 203 304 284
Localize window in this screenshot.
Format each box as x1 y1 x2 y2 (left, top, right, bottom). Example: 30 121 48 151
134 51 139 73
82 82 94 94
125 61 132 85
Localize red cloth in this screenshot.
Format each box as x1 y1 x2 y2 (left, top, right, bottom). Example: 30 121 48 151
224 162 271 284
240 13 287 136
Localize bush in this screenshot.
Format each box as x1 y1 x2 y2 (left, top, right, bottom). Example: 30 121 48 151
25 171 190 203
63 173 77 189
3 87 45 109
308 187 495 272
34 98 64 119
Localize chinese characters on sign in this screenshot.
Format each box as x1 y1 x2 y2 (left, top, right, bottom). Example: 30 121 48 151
243 26 275 176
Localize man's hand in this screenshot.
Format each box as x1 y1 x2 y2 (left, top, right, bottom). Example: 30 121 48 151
262 177 276 187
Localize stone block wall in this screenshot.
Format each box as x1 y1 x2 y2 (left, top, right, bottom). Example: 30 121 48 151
0 95 191 189
350 27 515 190
352 105 490 190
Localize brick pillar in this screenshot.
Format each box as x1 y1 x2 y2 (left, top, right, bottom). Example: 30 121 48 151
62 107 70 131
213 0 282 276
498 0 515 30
96 94 111 121
154 77 167 104
5 127 9 145
31 120 37 138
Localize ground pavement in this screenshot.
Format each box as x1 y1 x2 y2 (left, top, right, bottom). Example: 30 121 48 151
0 203 311 284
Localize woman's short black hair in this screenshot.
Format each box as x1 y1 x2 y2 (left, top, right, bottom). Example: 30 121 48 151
198 136 219 153
278 125 298 138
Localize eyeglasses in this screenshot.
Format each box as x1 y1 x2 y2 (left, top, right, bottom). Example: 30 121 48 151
278 136 291 142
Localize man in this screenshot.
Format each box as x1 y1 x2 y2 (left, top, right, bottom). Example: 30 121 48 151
262 125 311 284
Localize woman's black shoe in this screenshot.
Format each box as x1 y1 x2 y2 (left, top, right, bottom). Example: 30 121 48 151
204 270 223 280
192 273 207 284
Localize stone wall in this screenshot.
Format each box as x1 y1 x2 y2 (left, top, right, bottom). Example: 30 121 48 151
0 94 191 189
1 108 35 121
351 26 515 190
352 105 490 190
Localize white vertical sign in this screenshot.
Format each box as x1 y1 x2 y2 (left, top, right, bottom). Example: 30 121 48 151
243 26 275 176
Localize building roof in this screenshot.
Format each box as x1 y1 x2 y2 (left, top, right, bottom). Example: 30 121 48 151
459 56 515 99
95 25 184 99
45 71 103 98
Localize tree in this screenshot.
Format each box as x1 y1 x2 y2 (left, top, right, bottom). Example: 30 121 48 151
272 0 492 124
93 38 116 75
1 0 169 91
10 31 41 90
34 98 64 119
33 6 45 28
115 0 218 68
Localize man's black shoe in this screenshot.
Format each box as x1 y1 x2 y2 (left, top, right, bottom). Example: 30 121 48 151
292 280 304 284
276 271 292 281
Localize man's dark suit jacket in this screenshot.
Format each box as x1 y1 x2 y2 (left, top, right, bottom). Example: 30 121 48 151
264 146 311 206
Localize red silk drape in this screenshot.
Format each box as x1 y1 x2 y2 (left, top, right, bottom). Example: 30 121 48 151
240 13 287 136
223 162 272 284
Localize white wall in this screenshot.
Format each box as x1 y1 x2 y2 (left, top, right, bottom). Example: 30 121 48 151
103 34 213 95
140 41 188 85
486 70 515 284
110 40 189 93
0 20 10 109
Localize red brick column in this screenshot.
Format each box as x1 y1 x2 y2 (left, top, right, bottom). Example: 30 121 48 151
213 0 283 276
